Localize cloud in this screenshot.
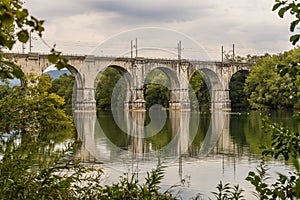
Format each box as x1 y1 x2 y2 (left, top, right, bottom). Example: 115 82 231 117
22 0 294 59
90 0 215 23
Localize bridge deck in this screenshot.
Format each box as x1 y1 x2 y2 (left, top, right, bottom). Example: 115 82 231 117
6 52 252 67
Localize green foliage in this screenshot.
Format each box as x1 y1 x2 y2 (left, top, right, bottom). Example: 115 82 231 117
189 70 210 111
145 83 170 109
0 81 11 99
0 0 44 80
0 74 73 133
99 164 175 199
261 117 300 160
48 48 70 70
48 74 75 109
244 53 297 110
95 67 126 110
246 159 300 199
0 0 44 50
0 0 69 80
144 69 171 109
229 71 249 109
0 140 176 200
210 181 245 200
245 110 300 199
0 137 105 200
273 0 300 45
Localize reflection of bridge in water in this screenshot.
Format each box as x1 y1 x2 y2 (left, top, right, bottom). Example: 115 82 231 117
75 110 235 166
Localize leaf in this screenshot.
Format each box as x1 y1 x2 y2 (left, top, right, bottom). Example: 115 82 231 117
12 66 24 79
290 19 300 32
279 67 289 77
290 34 300 45
278 7 286 18
48 54 59 64
17 30 29 43
4 39 15 50
276 63 286 70
272 2 282 11
296 178 300 198
293 158 300 172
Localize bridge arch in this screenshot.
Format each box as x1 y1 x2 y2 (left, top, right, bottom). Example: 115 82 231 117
61 64 86 111
66 65 84 89
188 70 210 111
189 67 228 110
143 65 183 110
144 66 180 89
95 64 134 110
228 70 249 109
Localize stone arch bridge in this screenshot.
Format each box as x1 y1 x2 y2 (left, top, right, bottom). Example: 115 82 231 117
9 53 252 111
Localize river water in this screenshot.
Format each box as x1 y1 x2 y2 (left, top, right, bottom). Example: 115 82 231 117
75 110 298 199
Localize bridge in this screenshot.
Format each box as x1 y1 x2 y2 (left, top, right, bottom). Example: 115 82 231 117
9 52 252 111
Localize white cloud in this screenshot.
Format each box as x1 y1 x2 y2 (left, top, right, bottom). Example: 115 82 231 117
21 0 295 59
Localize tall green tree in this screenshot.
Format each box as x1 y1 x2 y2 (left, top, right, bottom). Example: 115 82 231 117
189 70 210 110
244 54 295 110
95 67 126 110
229 71 249 109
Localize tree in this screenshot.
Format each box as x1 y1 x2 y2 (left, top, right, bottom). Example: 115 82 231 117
189 70 210 111
0 74 73 133
144 69 171 109
229 71 249 109
95 67 126 110
48 74 75 109
273 0 300 109
244 53 296 110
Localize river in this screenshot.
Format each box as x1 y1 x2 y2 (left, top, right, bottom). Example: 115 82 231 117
74 110 298 199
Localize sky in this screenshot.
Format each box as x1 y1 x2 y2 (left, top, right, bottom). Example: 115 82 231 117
19 0 295 60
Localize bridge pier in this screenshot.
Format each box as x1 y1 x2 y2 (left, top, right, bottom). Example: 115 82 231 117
129 88 146 111
74 88 97 112
169 88 191 111
211 89 231 110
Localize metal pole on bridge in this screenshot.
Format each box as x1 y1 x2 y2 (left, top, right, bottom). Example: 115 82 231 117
178 40 182 60
131 40 133 58
135 38 138 57
221 45 224 66
233 43 235 62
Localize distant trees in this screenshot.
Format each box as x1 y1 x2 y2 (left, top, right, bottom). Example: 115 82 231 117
244 48 299 110
0 74 73 133
94 68 211 111
48 73 75 109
